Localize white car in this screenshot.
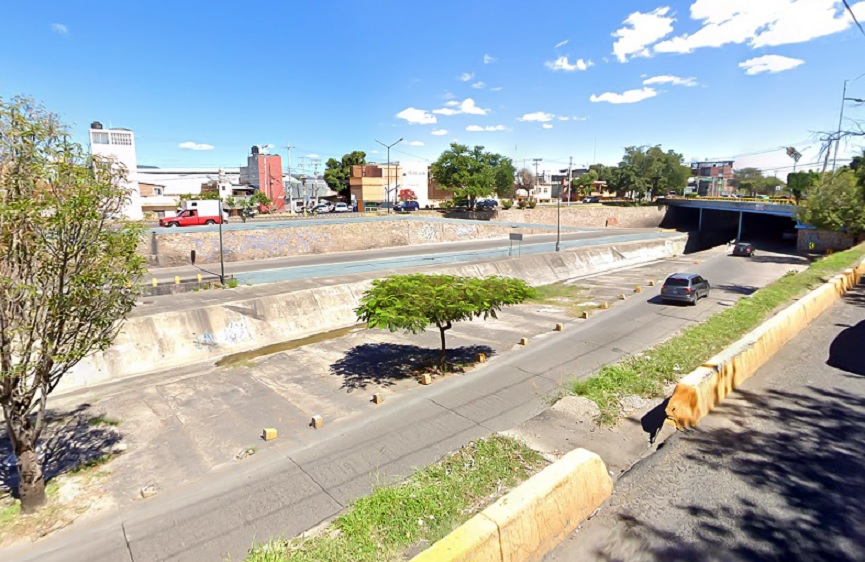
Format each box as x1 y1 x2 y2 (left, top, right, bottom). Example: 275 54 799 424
334 203 351 213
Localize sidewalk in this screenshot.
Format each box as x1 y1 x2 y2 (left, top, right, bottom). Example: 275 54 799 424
546 282 865 562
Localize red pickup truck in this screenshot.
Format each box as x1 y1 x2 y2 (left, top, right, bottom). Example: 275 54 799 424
159 209 225 228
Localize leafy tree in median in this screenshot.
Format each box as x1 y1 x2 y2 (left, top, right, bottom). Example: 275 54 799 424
355 274 535 372
431 143 516 207
0 97 146 513
324 151 366 197
398 188 417 201
572 170 598 198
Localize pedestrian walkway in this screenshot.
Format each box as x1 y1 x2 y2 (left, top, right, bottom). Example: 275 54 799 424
546 282 865 562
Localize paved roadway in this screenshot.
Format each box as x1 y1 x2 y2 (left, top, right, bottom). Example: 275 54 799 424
147 228 664 285
6 246 805 562
546 282 865 561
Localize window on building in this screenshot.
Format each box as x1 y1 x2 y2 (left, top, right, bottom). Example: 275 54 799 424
154 187 163 196
92 132 110 144
110 132 133 145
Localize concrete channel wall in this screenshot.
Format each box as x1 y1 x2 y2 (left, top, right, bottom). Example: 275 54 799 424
61 234 687 394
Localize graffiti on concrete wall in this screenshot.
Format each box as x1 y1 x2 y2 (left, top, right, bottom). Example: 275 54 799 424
192 320 253 351
416 224 437 241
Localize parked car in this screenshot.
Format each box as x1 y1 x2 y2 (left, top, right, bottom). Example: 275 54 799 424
732 242 756 257
333 202 351 213
582 196 600 204
475 199 498 210
312 202 333 214
160 200 227 227
395 201 420 212
660 273 711 306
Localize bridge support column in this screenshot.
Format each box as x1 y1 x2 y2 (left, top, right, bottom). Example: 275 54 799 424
698 208 703 231
737 211 743 242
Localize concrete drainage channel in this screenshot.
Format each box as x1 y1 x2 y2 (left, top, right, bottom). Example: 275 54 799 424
408 262 865 562
59 235 687 394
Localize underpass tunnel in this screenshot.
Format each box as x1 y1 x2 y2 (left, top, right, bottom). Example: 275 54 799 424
738 212 798 252
662 205 799 253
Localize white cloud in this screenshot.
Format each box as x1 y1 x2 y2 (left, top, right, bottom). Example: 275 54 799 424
442 90 456 100
51 23 68 35
431 129 449 136
466 125 506 132
518 112 555 122
433 98 490 116
544 56 594 72
484 54 497 64
490 86 503 91
178 141 215 151
642 74 699 87
612 7 675 62
542 124 554 129
406 140 425 146
654 0 865 55
396 107 437 124
445 100 460 107
472 81 487 89
459 72 474 81
590 87 658 104
738 54 805 75
555 39 569 49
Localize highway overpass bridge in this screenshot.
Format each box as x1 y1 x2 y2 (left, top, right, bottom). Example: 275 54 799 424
662 197 799 246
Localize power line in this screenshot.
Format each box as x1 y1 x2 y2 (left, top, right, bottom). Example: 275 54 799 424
843 0 865 39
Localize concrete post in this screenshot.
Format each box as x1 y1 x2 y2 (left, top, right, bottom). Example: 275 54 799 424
698 208 703 231
737 211 743 242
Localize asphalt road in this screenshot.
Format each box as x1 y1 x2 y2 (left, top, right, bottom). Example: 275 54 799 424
546 282 865 561
147 228 661 285
6 245 806 562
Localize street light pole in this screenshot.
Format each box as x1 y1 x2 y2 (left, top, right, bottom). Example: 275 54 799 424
376 138 403 213
217 199 225 285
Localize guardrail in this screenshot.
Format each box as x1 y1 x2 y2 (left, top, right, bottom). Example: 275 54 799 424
664 196 796 205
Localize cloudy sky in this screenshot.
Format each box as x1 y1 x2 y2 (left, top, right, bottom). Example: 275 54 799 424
2 0 865 177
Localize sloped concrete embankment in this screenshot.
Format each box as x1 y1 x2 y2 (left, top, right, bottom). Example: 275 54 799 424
666 263 865 428
61 235 686 393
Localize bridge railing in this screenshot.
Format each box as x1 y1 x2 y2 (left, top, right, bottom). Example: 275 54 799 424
663 196 796 206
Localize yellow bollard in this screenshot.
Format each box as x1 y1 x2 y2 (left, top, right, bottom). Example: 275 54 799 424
478 353 487 363
174 276 181 285
580 310 590 319
151 278 158 287
634 286 642 293
197 273 203 283
601 301 609 309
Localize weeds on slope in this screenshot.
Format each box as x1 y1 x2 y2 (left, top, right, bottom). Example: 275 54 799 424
570 245 865 424
245 435 545 562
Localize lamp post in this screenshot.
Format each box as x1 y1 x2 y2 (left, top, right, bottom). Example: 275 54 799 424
832 73 865 173
376 137 403 213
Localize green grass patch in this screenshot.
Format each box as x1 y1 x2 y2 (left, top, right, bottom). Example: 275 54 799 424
246 435 545 562
530 283 602 317
569 245 865 424
70 453 117 474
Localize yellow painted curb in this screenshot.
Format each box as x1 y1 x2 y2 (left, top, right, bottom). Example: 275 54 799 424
411 448 612 562
666 260 864 429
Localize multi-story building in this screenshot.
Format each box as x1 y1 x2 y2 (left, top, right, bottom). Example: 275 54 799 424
691 160 734 196
239 147 286 212
88 122 143 219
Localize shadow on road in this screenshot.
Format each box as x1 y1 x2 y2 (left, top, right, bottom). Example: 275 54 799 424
0 404 122 497
827 320 865 377
592 385 865 561
330 343 495 391
748 255 809 266
713 283 758 296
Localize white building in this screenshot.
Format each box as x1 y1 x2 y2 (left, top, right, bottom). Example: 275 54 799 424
88 122 143 219
399 161 430 207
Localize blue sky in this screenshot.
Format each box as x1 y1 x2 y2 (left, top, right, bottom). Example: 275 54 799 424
2 0 865 177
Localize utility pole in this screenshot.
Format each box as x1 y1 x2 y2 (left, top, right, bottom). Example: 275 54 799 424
832 79 849 174
567 156 573 207
532 158 543 200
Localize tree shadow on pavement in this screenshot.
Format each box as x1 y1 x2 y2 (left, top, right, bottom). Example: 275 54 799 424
827 320 865 377
330 343 495 391
713 283 758 296
589 386 865 562
0 404 122 497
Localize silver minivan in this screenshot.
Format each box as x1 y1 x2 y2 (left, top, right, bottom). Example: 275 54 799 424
660 273 711 305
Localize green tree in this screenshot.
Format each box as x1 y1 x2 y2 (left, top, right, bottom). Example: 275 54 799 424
798 168 865 235
324 151 366 197
787 170 821 202
431 144 516 207
0 97 146 513
572 170 598 198
355 274 535 372
733 168 784 196
614 146 689 200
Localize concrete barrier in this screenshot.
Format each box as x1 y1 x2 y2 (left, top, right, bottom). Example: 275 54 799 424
61 235 686 393
411 448 612 562
666 261 865 429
